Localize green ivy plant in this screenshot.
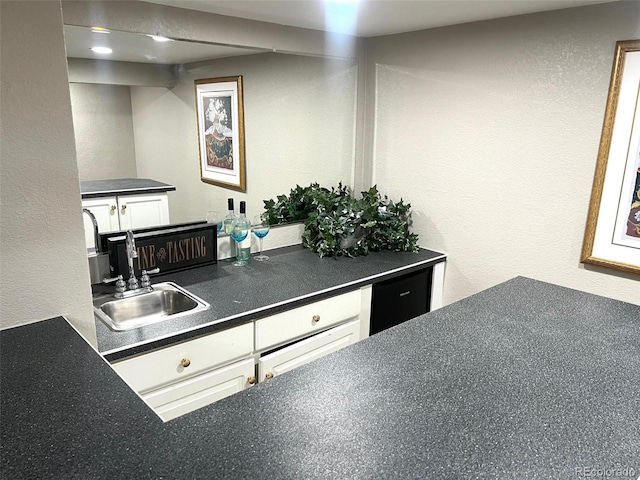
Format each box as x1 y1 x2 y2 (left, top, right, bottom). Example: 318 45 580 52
263 183 419 258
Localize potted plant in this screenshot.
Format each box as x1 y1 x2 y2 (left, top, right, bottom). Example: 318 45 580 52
264 183 419 257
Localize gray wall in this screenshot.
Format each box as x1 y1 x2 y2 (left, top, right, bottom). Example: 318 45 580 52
364 1 640 305
0 0 95 342
69 53 357 222
132 53 357 223
70 83 137 181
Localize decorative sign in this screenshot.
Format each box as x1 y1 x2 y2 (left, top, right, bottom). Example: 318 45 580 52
107 224 217 277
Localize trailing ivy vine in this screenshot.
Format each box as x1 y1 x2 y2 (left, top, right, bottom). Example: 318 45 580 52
263 183 419 258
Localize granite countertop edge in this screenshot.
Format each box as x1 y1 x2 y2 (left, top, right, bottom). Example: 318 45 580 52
80 178 176 199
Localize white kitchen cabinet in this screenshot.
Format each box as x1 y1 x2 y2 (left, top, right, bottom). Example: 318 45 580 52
254 290 362 351
82 192 170 250
116 193 169 230
82 196 121 249
109 288 368 421
111 322 253 393
144 358 256 422
258 319 361 381
111 323 255 421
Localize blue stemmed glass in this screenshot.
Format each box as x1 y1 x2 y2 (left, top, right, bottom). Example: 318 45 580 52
206 211 224 235
252 213 270 261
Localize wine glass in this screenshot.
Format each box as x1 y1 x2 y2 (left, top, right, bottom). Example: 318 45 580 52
206 211 224 235
252 213 270 261
230 217 250 266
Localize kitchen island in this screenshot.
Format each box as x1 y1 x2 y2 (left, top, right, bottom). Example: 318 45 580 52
2 276 639 479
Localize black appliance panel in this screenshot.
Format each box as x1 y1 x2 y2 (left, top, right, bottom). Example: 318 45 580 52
370 267 432 335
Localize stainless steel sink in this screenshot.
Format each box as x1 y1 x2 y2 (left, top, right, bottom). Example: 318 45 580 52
94 282 210 331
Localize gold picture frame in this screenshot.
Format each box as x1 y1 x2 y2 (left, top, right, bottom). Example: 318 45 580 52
195 76 246 192
581 40 640 275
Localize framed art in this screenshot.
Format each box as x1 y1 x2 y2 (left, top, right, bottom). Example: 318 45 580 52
581 40 640 275
195 76 246 191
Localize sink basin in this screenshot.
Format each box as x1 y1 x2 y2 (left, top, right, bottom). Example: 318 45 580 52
94 282 210 331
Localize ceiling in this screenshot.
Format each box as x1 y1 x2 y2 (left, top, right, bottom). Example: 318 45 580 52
142 0 617 38
64 25 264 64
64 0 618 64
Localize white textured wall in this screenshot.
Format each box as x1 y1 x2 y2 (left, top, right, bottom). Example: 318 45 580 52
131 53 357 222
0 1 96 343
367 2 640 306
69 83 137 181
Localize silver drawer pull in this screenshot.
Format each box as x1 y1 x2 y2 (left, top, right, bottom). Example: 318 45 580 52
399 291 411 297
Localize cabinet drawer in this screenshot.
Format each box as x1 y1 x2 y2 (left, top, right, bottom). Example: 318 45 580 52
258 319 360 381
144 358 255 422
255 290 361 351
111 322 253 393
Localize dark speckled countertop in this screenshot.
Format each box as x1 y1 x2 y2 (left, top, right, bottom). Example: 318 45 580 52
2 277 639 479
95 245 446 360
80 178 176 199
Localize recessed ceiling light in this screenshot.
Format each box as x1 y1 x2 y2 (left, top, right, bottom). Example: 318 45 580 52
148 34 172 43
91 46 113 55
91 26 110 34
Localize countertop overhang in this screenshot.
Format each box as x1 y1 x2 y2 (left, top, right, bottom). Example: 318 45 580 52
2 276 639 479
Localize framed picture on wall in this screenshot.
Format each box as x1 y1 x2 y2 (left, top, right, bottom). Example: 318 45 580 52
195 76 246 192
581 40 640 275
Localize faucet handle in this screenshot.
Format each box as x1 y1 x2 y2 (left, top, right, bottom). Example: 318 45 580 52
127 275 139 291
140 268 160 289
140 270 151 288
103 274 124 284
113 275 126 293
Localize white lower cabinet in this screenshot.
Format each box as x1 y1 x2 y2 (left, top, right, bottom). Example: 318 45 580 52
144 358 256 421
254 290 362 351
258 319 360 381
110 289 366 421
111 323 255 421
111 322 254 393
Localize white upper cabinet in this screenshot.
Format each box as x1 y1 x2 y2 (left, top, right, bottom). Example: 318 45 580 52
82 192 170 249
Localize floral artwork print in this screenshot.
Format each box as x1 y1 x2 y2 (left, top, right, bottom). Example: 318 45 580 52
194 76 246 191
626 157 640 238
203 96 234 171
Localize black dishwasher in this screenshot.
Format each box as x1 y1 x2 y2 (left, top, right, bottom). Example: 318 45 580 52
370 267 432 335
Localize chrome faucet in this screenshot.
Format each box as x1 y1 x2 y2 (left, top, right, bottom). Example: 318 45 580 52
82 209 101 253
125 230 139 291
103 231 159 298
